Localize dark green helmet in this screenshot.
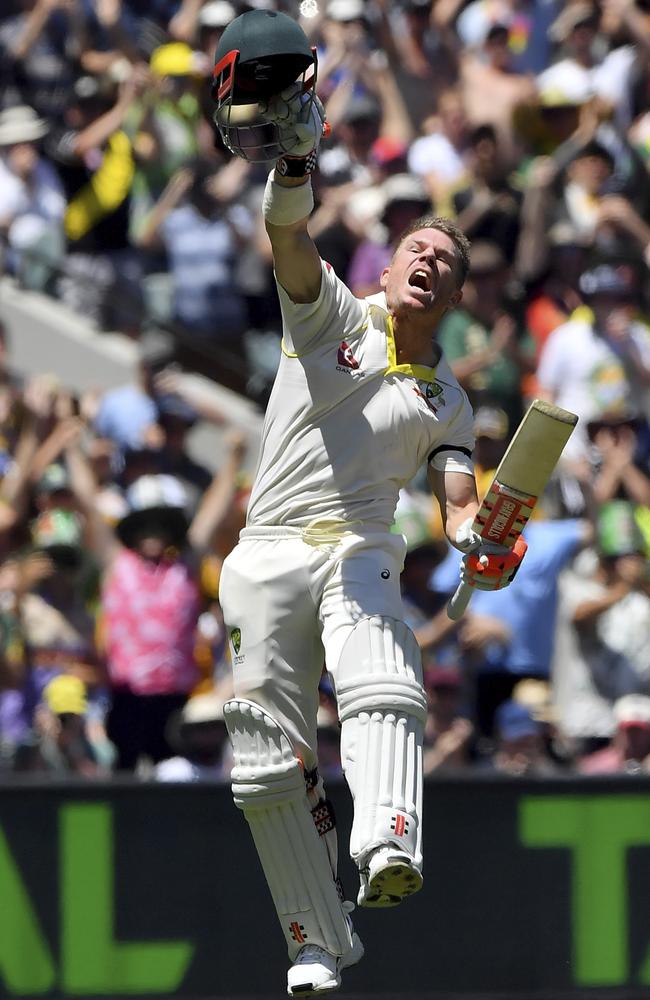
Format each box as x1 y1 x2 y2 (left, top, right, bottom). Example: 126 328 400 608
211 10 318 162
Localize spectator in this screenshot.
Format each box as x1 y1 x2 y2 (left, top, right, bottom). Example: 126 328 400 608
27 673 107 775
553 500 650 753
459 21 537 163
127 41 203 240
48 71 148 333
155 690 230 782
452 123 522 262
587 410 650 510
94 329 175 453
99 433 247 771
455 0 558 75
423 666 474 774
137 157 252 342
375 0 459 131
537 262 650 461
0 104 65 291
489 699 560 775
430 513 592 740
407 86 471 210
0 0 76 121
579 693 650 774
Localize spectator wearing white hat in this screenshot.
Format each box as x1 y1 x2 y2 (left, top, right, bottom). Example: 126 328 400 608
0 105 65 290
580 693 650 774
154 690 231 782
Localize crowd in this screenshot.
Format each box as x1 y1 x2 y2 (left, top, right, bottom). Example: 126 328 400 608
0 0 649 780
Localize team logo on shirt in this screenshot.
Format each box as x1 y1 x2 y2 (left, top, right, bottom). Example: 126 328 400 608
413 380 445 413
336 341 360 372
230 627 242 655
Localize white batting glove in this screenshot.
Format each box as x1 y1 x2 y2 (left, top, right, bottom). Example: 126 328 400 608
260 84 327 157
454 516 482 553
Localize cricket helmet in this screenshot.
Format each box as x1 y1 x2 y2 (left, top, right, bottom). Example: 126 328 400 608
211 9 318 162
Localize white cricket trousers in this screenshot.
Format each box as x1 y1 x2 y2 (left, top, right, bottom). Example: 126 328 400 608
218 524 409 770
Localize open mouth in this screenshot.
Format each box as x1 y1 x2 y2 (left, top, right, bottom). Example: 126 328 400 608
409 269 433 294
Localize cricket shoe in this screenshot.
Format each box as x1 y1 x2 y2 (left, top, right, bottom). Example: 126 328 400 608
357 845 423 908
287 906 364 997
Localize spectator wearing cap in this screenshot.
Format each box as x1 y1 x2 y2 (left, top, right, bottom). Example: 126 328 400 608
347 173 431 297
579 693 650 774
553 500 650 753
127 41 205 243
537 261 650 461
0 105 65 291
437 240 536 433
423 667 474 774
28 674 109 775
488 699 559 775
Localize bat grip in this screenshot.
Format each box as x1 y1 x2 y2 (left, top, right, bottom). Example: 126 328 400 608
447 581 473 621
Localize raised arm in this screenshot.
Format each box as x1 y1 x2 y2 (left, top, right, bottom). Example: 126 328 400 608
265 174 322 304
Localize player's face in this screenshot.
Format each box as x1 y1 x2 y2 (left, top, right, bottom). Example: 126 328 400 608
380 228 463 323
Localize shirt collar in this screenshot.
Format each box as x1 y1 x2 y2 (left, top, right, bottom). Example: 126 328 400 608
366 291 439 382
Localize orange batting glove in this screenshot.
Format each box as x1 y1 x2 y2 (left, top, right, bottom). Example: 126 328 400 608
460 537 528 591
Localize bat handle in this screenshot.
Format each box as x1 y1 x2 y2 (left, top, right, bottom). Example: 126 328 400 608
447 581 473 621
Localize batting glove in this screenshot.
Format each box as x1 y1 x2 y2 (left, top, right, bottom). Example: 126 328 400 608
459 536 528 592
260 84 328 158
455 516 527 590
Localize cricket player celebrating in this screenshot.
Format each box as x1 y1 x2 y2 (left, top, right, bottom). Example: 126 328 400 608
211 11 525 997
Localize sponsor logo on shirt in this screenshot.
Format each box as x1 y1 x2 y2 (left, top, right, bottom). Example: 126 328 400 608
337 341 360 373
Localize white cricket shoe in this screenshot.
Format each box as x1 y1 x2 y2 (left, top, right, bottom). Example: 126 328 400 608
287 910 364 997
357 845 423 908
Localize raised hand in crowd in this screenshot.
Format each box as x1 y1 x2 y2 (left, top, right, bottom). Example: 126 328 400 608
591 422 650 507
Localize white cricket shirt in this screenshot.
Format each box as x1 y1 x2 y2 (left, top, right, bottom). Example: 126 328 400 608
246 260 475 530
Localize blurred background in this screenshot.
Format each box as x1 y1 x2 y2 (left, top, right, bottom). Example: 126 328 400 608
0 0 649 997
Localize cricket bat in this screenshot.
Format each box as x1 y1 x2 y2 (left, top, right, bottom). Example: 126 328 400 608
447 399 578 620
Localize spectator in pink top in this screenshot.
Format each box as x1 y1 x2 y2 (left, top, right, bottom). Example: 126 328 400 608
100 451 246 771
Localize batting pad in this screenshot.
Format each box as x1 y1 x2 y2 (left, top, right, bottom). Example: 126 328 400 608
224 699 354 961
335 617 427 868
